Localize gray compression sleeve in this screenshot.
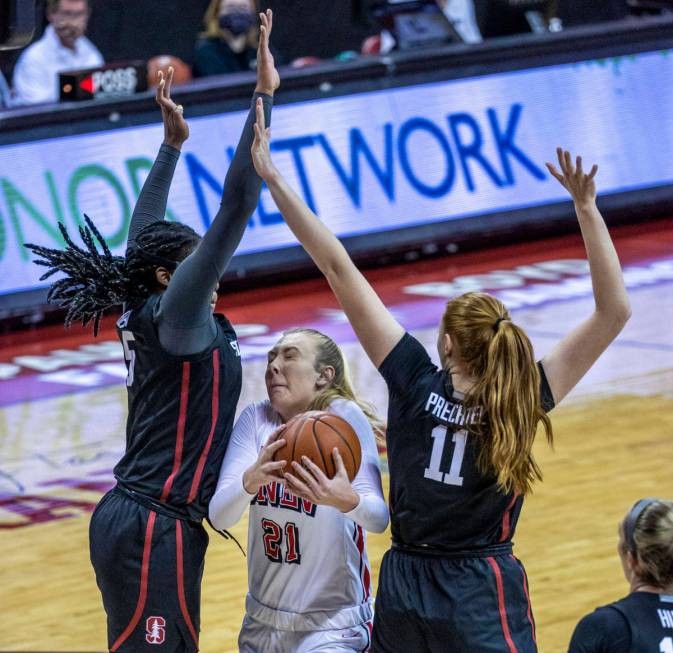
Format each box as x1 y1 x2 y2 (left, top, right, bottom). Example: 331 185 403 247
155 93 273 356
126 143 180 253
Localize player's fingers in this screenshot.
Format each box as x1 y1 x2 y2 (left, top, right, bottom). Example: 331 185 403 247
292 460 320 489
283 473 312 498
576 155 583 177
256 96 266 130
556 147 565 173
156 71 164 102
261 460 286 475
300 456 327 483
165 66 174 98
332 448 346 474
588 163 599 180
564 149 573 175
545 163 565 185
267 8 273 35
260 439 286 461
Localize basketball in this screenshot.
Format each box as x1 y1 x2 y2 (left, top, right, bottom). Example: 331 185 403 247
274 411 362 482
146 55 193 88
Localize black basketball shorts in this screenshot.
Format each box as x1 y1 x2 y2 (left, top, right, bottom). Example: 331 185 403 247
89 489 208 652
372 548 537 653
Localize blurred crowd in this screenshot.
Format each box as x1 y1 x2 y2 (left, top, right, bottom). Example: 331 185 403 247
0 0 664 109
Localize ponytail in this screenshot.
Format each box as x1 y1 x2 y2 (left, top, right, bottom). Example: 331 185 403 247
442 292 552 495
26 216 200 335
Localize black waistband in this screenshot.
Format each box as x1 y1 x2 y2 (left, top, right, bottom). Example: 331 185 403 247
391 540 513 559
113 484 202 524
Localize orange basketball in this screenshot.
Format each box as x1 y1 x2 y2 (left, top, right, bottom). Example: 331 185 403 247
146 55 193 88
274 410 362 482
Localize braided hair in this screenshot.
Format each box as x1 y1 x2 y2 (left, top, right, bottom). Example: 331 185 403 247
25 216 200 335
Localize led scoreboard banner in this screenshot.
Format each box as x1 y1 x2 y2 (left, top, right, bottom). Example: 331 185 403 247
1 42 673 302
59 61 148 102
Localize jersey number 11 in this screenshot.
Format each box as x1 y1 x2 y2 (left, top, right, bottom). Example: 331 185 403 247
424 425 467 487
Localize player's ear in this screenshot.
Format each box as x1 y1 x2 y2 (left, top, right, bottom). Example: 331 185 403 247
316 365 335 389
442 332 453 360
155 267 172 288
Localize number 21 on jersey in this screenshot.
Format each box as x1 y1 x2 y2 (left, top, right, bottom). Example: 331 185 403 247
262 519 301 565
424 425 467 486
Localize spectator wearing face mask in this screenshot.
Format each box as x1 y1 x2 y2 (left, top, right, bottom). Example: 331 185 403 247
193 0 260 77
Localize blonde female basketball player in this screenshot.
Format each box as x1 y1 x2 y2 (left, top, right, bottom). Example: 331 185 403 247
569 499 673 652
250 98 630 653
208 327 388 652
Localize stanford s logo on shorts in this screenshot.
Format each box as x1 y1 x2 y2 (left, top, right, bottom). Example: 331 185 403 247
145 616 166 645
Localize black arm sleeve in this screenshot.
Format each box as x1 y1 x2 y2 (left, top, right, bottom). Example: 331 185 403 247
155 93 273 356
126 143 180 253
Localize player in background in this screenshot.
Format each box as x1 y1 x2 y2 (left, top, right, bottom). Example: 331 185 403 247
26 11 279 652
250 97 631 652
569 499 673 653
209 327 389 652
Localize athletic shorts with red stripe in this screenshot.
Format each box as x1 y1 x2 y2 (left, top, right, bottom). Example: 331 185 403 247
89 488 208 652
371 547 537 653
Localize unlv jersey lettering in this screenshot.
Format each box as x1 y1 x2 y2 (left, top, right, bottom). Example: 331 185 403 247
252 481 317 517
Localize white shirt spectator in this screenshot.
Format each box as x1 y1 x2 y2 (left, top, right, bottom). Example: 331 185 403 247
13 25 103 105
378 0 482 54
440 0 482 44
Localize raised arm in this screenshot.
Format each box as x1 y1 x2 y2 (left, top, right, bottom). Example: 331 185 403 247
541 148 631 404
126 68 189 252
251 101 404 368
155 10 279 355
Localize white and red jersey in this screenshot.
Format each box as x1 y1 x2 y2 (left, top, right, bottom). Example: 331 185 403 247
210 398 388 631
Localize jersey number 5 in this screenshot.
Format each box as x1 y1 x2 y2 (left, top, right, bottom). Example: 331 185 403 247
261 519 301 565
121 331 136 387
424 425 467 487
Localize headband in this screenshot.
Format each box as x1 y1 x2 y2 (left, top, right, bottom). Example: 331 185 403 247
624 498 658 553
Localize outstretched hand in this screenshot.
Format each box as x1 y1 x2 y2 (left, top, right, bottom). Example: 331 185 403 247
255 9 280 96
283 448 360 513
546 148 598 207
251 96 278 182
155 67 189 149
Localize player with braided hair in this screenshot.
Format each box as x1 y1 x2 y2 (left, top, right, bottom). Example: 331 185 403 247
27 10 279 653
27 217 200 334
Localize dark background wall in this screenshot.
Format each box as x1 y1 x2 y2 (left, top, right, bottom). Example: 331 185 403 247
87 0 375 67
0 0 376 80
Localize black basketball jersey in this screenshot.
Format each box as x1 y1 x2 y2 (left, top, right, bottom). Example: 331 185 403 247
569 592 673 653
113 294 242 520
378 332 554 553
